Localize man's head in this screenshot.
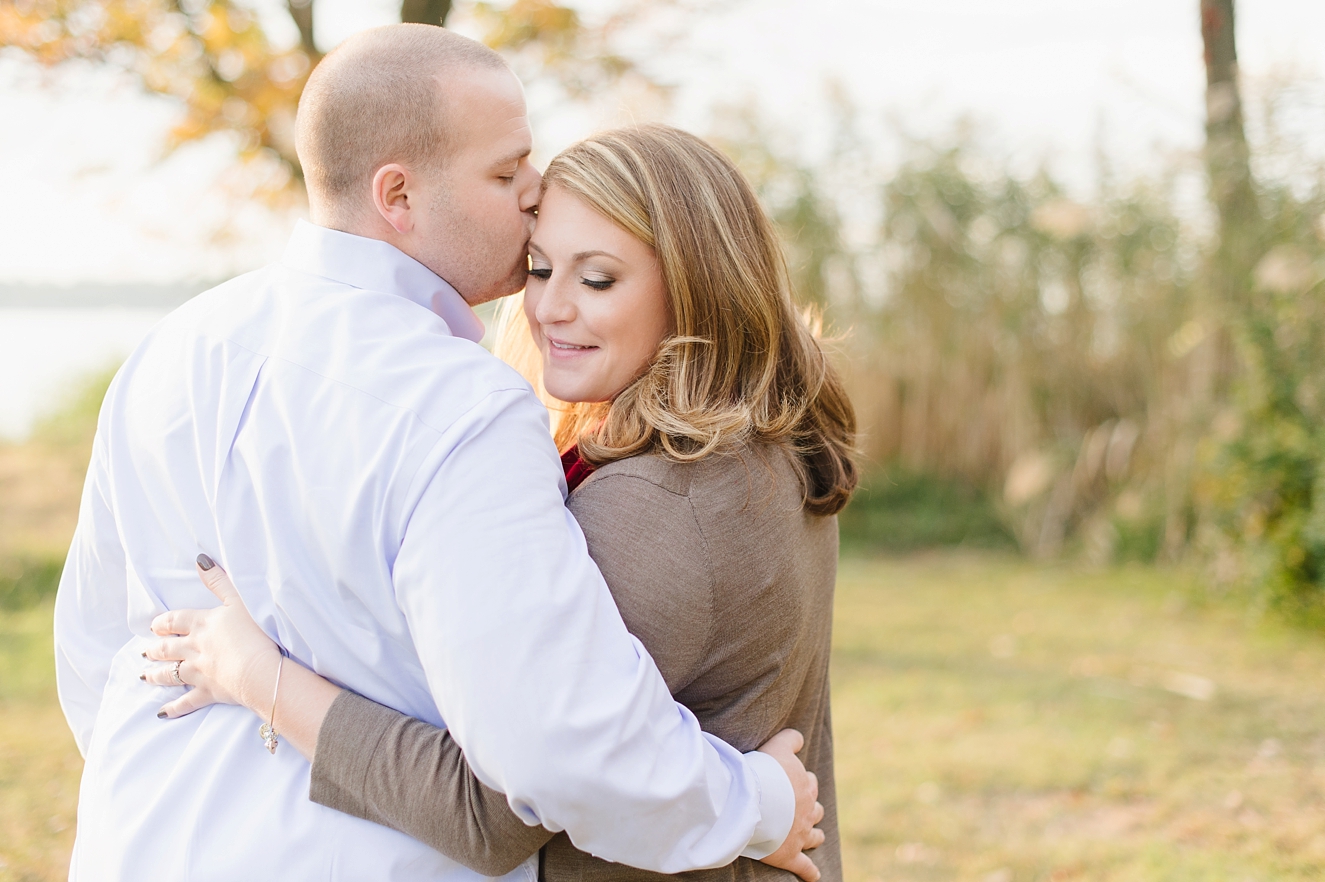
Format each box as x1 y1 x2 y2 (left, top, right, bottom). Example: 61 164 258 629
296 24 540 305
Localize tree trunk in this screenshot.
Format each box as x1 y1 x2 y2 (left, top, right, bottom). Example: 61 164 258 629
400 0 453 25
1200 0 1258 278
287 0 320 59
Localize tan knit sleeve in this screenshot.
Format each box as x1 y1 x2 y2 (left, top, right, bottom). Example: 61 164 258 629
309 690 553 876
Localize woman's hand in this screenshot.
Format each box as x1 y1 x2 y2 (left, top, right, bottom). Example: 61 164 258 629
142 554 283 720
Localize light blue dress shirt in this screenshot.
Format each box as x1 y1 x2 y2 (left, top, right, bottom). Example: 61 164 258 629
53 221 794 881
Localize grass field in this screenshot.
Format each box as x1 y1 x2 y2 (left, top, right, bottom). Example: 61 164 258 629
3 552 1325 880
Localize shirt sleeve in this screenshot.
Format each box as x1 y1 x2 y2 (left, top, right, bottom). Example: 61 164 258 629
53 429 132 757
309 690 553 877
392 387 794 873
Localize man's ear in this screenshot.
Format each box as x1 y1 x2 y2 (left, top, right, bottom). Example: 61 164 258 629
371 164 413 235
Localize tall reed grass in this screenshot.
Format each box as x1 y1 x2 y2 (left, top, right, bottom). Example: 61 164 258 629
725 100 1325 617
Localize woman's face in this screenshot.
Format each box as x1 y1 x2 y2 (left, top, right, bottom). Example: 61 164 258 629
524 185 672 403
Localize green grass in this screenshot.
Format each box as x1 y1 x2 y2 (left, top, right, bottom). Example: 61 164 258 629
5 554 1325 880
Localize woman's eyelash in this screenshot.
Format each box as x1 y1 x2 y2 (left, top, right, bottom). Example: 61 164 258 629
526 269 614 289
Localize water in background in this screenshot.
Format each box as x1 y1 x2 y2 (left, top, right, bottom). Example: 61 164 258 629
0 308 166 440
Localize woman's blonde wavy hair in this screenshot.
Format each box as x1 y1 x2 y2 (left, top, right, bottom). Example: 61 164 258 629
495 124 859 515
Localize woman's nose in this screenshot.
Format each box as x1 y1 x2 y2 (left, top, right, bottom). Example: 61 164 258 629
534 276 576 325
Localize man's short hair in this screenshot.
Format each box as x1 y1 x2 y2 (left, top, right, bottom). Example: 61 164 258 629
296 24 509 205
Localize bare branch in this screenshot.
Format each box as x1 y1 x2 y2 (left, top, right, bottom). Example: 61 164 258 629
288 0 320 59
400 0 453 25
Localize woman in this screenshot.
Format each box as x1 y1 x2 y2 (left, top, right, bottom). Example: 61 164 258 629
144 124 857 881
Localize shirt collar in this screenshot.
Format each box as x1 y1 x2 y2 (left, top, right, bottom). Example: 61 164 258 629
280 220 487 343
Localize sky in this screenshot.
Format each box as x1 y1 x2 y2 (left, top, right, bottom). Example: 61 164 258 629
1 0 1323 285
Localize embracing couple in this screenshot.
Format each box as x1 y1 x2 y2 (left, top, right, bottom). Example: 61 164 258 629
54 22 857 882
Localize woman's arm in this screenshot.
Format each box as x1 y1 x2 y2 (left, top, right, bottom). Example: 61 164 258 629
143 557 551 876
311 691 553 874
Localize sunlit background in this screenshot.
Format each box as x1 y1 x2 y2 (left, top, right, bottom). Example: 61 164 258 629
4 1 1325 435
5 1 1325 879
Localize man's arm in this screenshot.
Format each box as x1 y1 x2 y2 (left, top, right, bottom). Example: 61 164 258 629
392 388 794 874
54 430 132 756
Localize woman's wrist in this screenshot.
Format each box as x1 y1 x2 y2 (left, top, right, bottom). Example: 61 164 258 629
239 645 285 718
269 661 343 761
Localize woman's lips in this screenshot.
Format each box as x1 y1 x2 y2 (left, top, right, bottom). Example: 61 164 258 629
547 336 599 359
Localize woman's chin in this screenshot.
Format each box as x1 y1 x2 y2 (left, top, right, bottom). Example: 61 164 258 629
543 378 590 404
543 377 610 406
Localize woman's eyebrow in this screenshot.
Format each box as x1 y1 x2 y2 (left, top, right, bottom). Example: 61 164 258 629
573 249 621 262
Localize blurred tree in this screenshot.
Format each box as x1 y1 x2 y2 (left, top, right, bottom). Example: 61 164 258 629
0 0 653 189
1201 0 1258 243
1193 0 1325 621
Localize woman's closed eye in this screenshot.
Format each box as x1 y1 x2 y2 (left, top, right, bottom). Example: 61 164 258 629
527 267 615 290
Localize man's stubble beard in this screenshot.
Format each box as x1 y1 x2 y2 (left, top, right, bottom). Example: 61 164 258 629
428 185 531 307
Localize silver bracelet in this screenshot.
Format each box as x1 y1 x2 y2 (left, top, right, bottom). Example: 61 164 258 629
259 653 284 755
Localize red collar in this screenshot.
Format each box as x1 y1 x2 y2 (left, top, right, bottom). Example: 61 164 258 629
560 444 596 494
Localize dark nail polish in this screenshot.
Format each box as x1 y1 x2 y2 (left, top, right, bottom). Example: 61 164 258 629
157 711 168 719
141 651 147 658
139 674 146 681
197 553 216 571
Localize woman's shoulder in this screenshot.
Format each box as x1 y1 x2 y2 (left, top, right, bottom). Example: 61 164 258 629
578 449 699 499
579 441 801 505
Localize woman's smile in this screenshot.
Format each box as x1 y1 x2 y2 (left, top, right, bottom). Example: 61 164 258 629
546 335 601 358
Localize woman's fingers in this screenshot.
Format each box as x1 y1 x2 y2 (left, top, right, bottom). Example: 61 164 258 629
195 555 240 603
141 659 188 687
143 637 190 662
157 686 218 719
151 608 202 637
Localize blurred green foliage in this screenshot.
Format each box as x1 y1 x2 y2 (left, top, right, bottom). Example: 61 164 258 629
1194 189 1325 622
0 557 64 611
31 367 116 449
839 470 1015 553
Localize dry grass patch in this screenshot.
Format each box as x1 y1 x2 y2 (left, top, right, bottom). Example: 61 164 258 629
834 553 1325 881
0 602 80 882
0 443 84 562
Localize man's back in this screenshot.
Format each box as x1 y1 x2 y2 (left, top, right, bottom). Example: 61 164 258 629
56 242 537 881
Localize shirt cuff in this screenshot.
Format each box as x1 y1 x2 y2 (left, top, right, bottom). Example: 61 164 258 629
738 749 795 860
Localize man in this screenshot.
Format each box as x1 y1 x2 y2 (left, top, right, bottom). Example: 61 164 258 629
54 23 822 882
